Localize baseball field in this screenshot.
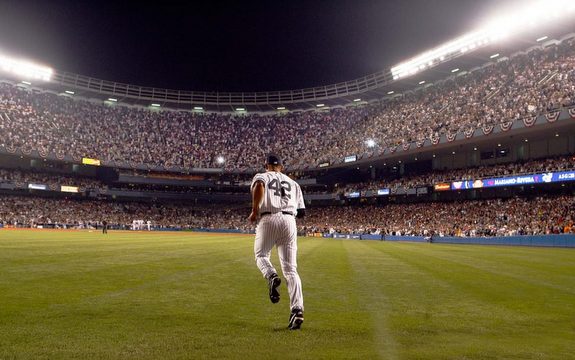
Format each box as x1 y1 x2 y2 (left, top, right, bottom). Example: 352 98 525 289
0 230 574 359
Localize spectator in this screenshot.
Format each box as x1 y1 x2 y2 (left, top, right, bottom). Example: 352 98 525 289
0 39 573 170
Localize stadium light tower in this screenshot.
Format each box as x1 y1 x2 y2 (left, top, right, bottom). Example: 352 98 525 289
391 0 575 80
0 52 53 81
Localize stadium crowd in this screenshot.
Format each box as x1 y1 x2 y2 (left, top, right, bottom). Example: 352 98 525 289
0 39 573 170
0 168 101 190
341 155 575 194
0 196 250 230
0 154 572 196
300 195 575 237
1 194 573 237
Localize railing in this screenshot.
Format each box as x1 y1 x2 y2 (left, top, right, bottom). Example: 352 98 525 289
52 69 393 106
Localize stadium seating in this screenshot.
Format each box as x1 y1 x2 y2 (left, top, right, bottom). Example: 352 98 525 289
339 155 575 195
0 39 573 170
0 194 573 237
0 155 572 196
0 196 249 230
300 195 575 237
0 154 573 236
1 39 574 237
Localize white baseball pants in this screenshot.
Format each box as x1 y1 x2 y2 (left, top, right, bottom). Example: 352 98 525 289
254 213 304 311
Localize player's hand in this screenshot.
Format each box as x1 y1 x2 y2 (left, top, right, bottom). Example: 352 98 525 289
248 211 258 223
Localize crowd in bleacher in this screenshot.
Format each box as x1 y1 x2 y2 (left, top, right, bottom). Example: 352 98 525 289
0 154 572 196
1 194 573 237
300 195 575 237
0 39 573 170
340 155 575 194
0 38 574 237
0 196 250 230
0 168 101 190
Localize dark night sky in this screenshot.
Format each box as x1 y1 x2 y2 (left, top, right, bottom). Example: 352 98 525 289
0 0 519 92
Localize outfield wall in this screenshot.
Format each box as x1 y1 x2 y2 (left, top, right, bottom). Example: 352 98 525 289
320 233 575 248
432 234 575 247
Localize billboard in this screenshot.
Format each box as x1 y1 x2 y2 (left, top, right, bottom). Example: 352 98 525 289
346 191 360 198
450 171 575 190
82 157 101 166
61 185 79 193
28 183 47 190
434 183 451 191
344 155 357 163
377 188 390 196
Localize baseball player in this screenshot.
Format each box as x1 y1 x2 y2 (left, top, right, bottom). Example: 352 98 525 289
248 154 306 330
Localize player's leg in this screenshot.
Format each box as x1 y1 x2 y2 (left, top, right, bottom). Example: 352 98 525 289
277 217 304 312
254 217 282 303
277 217 304 329
254 217 278 278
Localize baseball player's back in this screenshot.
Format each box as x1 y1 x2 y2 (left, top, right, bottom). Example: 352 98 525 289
251 171 304 216
248 154 306 330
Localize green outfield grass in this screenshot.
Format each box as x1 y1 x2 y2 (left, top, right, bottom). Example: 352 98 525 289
0 230 574 359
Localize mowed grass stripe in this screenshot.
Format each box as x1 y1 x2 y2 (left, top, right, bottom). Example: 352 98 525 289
1 232 574 359
362 241 575 359
0 232 264 359
343 240 401 359
347 240 497 359
0 232 248 272
0 232 377 359
0 240 249 280
0 233 253 314
298 238 381 359
393 243 575 295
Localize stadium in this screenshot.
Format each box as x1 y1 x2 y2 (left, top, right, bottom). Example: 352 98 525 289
0 0 574 358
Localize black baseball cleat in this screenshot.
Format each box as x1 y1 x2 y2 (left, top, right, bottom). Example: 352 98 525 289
268 274 281 304
288 308 304 330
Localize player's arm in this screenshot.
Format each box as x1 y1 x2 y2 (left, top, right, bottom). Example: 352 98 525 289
248 180 265 223
295 183 306 219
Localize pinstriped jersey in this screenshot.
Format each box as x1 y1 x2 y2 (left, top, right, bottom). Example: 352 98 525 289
251 171 305 215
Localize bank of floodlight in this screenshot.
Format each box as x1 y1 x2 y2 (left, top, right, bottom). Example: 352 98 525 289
391 0 575 80
0 53 53 81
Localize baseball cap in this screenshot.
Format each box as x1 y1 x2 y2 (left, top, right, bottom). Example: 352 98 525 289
266 153 282 166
